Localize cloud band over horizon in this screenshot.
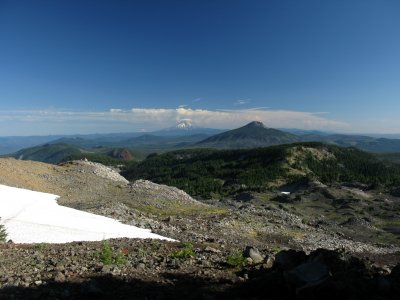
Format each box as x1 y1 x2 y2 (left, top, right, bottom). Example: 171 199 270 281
0 107 349 136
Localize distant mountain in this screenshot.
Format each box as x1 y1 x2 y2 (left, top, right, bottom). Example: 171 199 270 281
196 121 299 149
176 119 193 129
4 122 400 157
153 120 224 136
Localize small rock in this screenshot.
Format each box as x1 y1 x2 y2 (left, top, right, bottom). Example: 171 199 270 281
263 256 275 269
201 260 212 267
35 280 42 286
204 246 221 253
54 272 65 282
163 216 174 222
245 257 253 265
101 265 112 274
243 246 264 264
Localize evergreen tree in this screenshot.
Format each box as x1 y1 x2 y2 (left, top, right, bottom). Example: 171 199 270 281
0 219 7 242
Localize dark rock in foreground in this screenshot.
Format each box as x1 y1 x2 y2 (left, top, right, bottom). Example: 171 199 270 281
0 241 399 300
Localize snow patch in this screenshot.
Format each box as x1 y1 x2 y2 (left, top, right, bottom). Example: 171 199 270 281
0 184 174 243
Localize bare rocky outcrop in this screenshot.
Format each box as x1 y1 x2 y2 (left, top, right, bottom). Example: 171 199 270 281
129 179 202 204
110 149 133 161
60 159 129 184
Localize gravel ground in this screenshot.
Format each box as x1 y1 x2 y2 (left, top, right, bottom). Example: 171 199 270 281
1 158 400 299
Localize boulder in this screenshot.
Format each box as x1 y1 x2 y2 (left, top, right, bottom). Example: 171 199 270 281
243 246 264 264
275 250 307 269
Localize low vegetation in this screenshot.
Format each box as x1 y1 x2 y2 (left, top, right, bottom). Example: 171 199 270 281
99 240 126 266
0 220 7 243
171 242 196 259
100 240 113 265
226 250 247 267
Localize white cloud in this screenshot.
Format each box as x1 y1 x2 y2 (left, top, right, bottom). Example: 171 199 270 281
110 108 124 113
234 99 251 106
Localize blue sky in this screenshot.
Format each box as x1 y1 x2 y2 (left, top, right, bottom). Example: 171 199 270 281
0 0 399 135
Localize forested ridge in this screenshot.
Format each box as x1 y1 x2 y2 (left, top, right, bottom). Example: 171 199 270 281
123 142 400 198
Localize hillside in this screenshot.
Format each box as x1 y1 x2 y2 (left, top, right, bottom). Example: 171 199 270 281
122 143 400 259
7 143 141 165
1 157 400 298
196 121 299 149
376 152 400 164
123 142 400 198
11 143 84 164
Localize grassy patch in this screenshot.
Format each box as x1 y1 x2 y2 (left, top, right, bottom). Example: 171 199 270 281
284 229 306 239
247 229 259 238
375 219 400 228
136 203 228 217
269 246 282 254
171 242 196 258
374 231 400 246
34 243 49 250
226 250 247 268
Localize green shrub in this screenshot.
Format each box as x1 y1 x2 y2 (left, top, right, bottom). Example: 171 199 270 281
100 240 113 265
98 241 127 266
171 242 196 258
0 220 7 243
226 250 247 267
34 243 48 250
115 250 127 267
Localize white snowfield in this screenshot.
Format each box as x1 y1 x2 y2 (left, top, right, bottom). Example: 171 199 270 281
0 184 174 243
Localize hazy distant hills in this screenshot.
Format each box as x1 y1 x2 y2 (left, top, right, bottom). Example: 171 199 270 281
4 121 400 165
0 135 65 155
0 122 223 155
195 121 400 153
196 121 300 149
51 134 209 149
299 134 400 153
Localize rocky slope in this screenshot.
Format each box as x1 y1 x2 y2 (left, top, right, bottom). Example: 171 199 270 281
1 157 400 298
0 240 399 299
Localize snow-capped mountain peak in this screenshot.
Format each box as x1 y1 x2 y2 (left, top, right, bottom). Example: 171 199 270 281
176 119 193 130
